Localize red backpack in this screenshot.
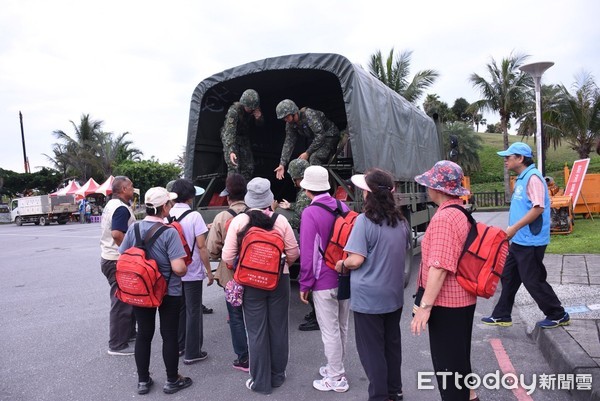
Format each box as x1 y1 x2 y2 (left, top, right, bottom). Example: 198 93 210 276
116 223 170 307
312 200 359 270
167 210 194 266
447 205 509 298
234 213 286 291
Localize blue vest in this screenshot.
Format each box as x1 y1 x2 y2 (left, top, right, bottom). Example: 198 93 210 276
509 165 550 246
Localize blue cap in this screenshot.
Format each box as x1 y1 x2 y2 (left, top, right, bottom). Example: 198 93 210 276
497 142 533 158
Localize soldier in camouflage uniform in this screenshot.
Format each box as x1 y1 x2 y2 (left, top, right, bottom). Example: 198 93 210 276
274 99 340 180
279 158 311 230
220 89 263 182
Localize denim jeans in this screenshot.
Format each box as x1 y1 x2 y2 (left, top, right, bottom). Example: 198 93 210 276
225 292 248 360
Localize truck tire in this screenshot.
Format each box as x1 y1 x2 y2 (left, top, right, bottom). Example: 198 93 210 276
39 216 48 226
15 216 22 226
58 219 67 225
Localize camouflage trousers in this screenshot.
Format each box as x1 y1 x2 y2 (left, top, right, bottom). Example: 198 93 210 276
225 136 254 182
308 137 340 165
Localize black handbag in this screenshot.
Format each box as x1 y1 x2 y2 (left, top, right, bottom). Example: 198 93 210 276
412 286 425 317
337 264 351 300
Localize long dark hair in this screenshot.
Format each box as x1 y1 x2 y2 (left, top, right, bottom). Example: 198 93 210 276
363 168 405 227
237 209 276 244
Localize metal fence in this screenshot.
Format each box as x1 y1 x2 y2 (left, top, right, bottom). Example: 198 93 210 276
471 191 508 208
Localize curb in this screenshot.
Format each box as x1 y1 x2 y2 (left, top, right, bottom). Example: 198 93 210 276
532 326 600 401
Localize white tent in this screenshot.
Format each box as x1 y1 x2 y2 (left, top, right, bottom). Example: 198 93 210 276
96 176 114 196
75 178 100 197
51 180 80 197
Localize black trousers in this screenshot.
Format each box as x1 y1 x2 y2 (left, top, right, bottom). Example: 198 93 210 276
133 295 181 382
429 304 476 401
492 243 564 320
354 308 403 401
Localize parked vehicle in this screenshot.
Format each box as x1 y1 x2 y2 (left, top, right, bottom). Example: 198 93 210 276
10 195 78 226
185 53 443 284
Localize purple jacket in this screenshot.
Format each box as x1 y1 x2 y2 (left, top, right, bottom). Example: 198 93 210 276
299 194 351 293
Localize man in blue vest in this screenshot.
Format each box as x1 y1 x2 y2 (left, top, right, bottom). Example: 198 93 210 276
482 142 569 329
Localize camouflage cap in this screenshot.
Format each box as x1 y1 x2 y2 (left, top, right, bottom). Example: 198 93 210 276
239 89 260 110
276 99 299 119
287 158 310 179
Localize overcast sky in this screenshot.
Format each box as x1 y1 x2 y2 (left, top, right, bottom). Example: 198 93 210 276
1 0 599 174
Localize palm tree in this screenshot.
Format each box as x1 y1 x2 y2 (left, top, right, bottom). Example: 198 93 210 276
43 143 70 179
52 114 104 181
470 53 532 201
556 71 600 159
422 94 453 122
443 122 483 174
97 132 143 177
368 49 439 104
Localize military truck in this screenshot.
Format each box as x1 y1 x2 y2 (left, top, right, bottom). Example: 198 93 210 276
10 194 78 226
185 53 443 283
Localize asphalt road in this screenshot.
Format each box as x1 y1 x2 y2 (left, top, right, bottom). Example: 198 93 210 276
0 213 573 401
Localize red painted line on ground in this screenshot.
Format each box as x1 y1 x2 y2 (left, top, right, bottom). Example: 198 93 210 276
489 338 534 401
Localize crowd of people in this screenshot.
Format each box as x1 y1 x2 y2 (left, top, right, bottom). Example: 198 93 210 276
99 86 567 401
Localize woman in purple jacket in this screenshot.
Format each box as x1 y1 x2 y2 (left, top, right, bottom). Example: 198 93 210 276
299 166 351 393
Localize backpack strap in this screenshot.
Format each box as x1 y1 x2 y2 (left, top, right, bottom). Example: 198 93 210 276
311 201 337 215
144 222 169 250
444 204 478 256
269 212 280 227
226 208 237 218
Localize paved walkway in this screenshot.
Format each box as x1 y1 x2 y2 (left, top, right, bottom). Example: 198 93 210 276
514 254 600 401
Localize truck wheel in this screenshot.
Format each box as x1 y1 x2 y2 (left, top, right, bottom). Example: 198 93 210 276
58 219 67 225
15 216 22 226
39 216 48 226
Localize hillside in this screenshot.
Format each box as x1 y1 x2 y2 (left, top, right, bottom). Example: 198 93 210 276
470 133 600 193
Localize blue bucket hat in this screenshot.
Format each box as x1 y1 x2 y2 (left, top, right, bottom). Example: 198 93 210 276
497 142 533 158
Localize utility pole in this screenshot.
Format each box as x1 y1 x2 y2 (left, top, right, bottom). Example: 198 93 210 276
19 111 30 173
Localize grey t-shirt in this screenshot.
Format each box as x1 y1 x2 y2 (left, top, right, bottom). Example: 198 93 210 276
119 221 186 297
344 214 409 314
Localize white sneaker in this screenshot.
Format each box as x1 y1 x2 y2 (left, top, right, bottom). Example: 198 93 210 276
313 376 349 392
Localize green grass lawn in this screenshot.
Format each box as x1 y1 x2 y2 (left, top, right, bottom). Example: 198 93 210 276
470 132 600 254
547 217 600 254
470 133 600 192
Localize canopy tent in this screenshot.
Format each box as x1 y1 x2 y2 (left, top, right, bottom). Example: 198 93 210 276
75 178 100 197
96 175 114 196
51 180 81 197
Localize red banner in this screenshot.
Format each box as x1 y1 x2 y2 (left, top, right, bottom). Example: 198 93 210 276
564 159 590 206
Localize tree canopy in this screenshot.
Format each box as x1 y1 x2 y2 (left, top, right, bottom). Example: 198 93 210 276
368 49 439 104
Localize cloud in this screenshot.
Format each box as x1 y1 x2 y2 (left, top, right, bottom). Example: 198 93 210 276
1 0 599 173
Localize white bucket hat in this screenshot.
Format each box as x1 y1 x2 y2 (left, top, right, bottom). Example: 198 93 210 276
300 166 330 192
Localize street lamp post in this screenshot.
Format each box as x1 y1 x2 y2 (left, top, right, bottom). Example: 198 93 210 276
519 61 554 176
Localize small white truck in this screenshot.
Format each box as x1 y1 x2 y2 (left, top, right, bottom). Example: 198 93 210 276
10 195 78 226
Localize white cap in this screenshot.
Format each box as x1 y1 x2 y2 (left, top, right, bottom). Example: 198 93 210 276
145 187 177 208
